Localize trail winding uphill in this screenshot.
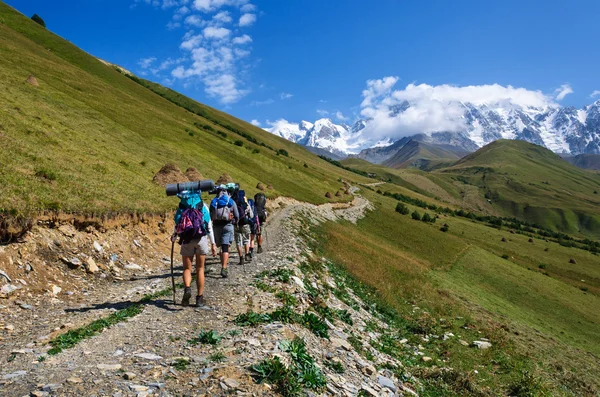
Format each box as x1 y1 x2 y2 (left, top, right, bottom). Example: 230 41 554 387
1 192 418 397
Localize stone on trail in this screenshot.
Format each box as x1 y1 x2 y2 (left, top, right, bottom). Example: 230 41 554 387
85 257 99 274
123 372 137 380
360 384 379 397
66 377 83 384
1 284 19 295
224 378 240 389
93 241 103 253
2 370 27 380
290 276 305 290
134 352 163 360
0 269 11 282
51 285 61 295
125 263 143 271
97 363 122 371
472 340 492 349
31 391 49 397
377 375 397 393
62 257 82 268
422 356 433 362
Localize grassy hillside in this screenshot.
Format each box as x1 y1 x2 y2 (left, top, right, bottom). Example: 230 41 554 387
0 2 367 221
381 139 462 169
563 153 600 171
312 187 600 395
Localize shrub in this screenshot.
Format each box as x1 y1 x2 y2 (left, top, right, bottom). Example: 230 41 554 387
422 213 433 223
188 131 194 136
188 329 222 345
277 149 289 157
252 357 301 397
538 264 547 270
395 203 410 215
440 223 449 232
234 140 244 146
411 210 422 221
303 163 308 168
31 14 46 27
252 149 260 154
501 254 509 260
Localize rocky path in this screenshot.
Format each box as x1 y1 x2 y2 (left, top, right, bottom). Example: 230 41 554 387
1 193 417 397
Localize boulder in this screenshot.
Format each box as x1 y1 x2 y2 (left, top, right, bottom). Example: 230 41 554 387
26 75 39 86
85 257 99 274
325 192 333 199
256 183 266 191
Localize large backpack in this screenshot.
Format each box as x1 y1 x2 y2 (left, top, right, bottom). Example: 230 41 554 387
247 199 258 226
174 193 208 243
254 193 267 223
236 190 253 225
210 190 234 224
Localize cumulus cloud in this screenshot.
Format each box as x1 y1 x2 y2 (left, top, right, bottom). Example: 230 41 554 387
359 77 559 141
134 0 257 104
250 99 274 106
250 119 261 126
232 34 252 45
264 119 296 133
589 90 600 98
280 92 293 100
203 26 231 39
316 109 329 116
554 84 573 101
138 57 157 69
334 111 348 121
239 13 256 26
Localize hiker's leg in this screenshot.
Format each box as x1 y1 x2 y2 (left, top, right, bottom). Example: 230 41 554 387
221 244 230 268
182 256 193 287
196 254 206 296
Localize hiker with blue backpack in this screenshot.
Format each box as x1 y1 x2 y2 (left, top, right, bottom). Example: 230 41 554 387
171 191 217 307
210 184 239 278
234 188 254 265
254 193 268 253
247 197 259 258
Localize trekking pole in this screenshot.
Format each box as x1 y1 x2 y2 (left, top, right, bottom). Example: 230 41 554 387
170 240 176 305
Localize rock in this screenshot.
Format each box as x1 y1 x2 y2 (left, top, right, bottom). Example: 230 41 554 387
129 385 148 392
30 391 48 397
1 284 19 295
133 240 142 248
459 340 469 346
472 341 492 349
0 269 11 282
378 376 397 393
20 303 34 310
41 384 60 392
2 370 27 380
256 183 266 191
63 257 82 268
26 75 39 86
399 338 408 344
360 384 379 397
569 258 577 264
134 352 162 360
422 356 433 362
93 241 103 253
97 363 122 370
325 192 333 199
125 263 143 271
51 285 62 295
5 324 15 331
291 276 305 290
224 378 240 389
442 332 454 340
331 337 353 351
361 363 376 376
123 372 137 380
85 257 99 274
66 377 83 384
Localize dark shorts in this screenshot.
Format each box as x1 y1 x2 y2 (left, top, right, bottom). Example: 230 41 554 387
214 223 234 246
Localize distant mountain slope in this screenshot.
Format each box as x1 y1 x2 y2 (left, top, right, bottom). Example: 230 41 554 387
0 2 363 220
562 154 600 170
382 139 464 169
436 140 600 236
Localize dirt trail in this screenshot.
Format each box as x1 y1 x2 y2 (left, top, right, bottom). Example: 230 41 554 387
0 191 397 397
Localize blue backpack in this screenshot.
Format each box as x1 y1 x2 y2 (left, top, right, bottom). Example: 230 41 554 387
174 192 208 243
210 191 234 224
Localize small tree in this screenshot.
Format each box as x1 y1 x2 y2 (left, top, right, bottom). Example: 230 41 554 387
31 14 46 28
411 210 421 221
395 203 409 215
422 213 432 223
234 140 243 147
440 223 449 232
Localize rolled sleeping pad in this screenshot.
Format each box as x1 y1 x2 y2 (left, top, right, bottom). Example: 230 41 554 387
165 180 215 196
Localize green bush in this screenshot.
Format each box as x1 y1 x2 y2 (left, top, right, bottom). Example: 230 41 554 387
31 14 46 28
188 329 222 345
411 210 422 221
234 140 244 146
422 213 433 222
440 223 449 232
395 203 410 215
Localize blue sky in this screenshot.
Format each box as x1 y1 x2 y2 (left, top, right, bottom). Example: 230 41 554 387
6 0 600 127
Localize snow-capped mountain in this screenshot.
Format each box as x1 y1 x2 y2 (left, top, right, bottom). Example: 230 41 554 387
264 100 600 158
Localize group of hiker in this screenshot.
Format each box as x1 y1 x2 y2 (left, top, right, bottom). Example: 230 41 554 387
171 183 268 307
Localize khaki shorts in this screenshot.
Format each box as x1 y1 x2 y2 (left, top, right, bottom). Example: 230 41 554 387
235 224 251 247
180 236 209 257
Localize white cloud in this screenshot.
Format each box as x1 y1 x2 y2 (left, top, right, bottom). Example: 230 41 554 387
203 26 231 39
204 73 249 103
213 11 232 23
319 99 327 103
335 111 348 121
359 77 559 141
264 118 297 133
280 92 293 100
184 15 205 27
193 0 248 12
167 21 181 29
232 34 252 45
240 3 255 12
239 13 256 27
554 84 573 101
250 119 261 126
180 33 203 50
138 57 157 69
316 109 329 116
591 90 600 98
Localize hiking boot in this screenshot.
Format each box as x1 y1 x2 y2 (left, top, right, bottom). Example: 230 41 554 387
238 257 244 266
220 267 228 278
257 245 263 254
244 253 252 262
181 287 192 307
195 295 206 307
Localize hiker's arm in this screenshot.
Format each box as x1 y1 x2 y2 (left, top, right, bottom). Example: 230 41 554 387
232 201 240 224
207 219 215 245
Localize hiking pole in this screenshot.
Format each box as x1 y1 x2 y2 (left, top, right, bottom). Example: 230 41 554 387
170 240 176 305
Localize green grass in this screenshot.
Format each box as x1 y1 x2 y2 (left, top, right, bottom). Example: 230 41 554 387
188 329 222 346
0 2 366 223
